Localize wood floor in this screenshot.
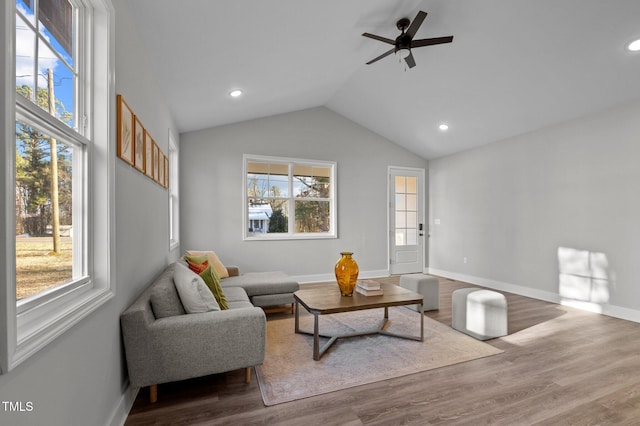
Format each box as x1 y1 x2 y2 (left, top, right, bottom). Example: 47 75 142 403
125 277 640 425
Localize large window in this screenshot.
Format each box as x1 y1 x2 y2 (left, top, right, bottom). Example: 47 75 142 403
244 155 336 240
1 0 115 372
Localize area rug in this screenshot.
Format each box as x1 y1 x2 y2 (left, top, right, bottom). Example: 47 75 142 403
255 307 503 406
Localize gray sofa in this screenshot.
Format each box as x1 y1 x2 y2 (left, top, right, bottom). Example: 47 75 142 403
120 263 267 403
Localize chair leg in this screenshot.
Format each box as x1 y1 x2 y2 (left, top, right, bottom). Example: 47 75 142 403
149 384 157 403
245 367 251 384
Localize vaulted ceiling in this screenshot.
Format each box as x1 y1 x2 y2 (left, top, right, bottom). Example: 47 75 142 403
127 0 640 159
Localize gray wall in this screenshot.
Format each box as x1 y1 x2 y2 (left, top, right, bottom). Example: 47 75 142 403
180 107 428 280
0 1 179 425
429 99 640 321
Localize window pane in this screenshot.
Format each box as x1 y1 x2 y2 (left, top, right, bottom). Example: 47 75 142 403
16 13 37 99
294 200 330 233
38 0 74 66
395 176 405 192
293 165 331 198
395 229 406 246
16 0 76 128
247 199 288 236
396 211 406 228
35 50 76 127
247 162 289 198
16 119 75 300
17 0 35 23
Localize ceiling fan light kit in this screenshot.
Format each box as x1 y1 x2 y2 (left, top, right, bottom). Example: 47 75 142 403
363 10 453 69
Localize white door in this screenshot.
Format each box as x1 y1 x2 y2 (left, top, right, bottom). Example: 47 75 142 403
389 167 424 274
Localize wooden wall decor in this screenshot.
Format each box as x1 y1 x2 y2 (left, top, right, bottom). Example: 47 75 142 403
116 94 168 189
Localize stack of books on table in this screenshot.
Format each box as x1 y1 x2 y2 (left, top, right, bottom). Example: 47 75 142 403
355 279 384 296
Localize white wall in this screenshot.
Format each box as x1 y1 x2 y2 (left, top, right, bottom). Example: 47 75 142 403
429 99 640 321
180 107 428 281
0 1 179 425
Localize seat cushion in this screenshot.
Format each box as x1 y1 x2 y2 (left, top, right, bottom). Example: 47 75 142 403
221 271 299 297
223 286 254 310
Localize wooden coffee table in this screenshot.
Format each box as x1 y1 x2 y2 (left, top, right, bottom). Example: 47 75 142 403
294 283 424 360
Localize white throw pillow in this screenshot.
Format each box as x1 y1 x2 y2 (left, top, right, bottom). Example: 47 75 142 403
173 263 220 314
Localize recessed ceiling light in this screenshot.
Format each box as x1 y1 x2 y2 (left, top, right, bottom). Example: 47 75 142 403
439 123 449 131
229 89 243 98
627 38 640 52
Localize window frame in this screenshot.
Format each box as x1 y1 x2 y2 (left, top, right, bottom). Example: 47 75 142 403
1 0 115 373
243 154 337 241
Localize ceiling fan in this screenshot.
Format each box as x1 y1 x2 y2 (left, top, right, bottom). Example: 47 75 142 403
362 10 453 69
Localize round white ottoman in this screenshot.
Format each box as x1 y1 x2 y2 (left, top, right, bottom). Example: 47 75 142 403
399 274 439 312
452 288 507 340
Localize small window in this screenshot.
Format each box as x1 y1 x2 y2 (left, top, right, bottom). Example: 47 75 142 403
168 132 179 250
244 155 336 240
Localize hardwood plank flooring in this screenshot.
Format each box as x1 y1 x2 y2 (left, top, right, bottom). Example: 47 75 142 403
125 276 640 425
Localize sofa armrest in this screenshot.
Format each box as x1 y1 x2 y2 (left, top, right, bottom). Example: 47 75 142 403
226 265 240 277
122 307 265 388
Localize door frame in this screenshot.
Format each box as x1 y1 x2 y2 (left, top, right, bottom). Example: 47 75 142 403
387 166 426 275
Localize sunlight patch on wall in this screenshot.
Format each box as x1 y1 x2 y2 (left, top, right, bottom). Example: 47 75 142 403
558 247 612 313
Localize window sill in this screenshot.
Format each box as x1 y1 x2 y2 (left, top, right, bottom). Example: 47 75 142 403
12 286 113 370
244 233 337 241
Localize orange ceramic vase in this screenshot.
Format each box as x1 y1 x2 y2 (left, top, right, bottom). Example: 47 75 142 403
335 252 359 296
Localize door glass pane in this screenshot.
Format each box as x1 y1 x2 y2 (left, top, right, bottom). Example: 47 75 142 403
406 229 418 245
395 176 405 192
406 211 417 228
406 177 417 193
406 194 417 211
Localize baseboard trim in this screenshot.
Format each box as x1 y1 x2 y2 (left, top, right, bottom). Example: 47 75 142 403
428 268 640 324
293 269 389 285
108 384 139 426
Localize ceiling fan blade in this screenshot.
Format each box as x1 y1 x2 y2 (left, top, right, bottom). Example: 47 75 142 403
362 32 395 45
366 48 395 65
411 36 454 48
404 51 416 68
405 11 427 39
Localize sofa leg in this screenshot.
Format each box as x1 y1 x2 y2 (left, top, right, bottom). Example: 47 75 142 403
150 384 158 403
245 367 251 384
291 303 294 315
